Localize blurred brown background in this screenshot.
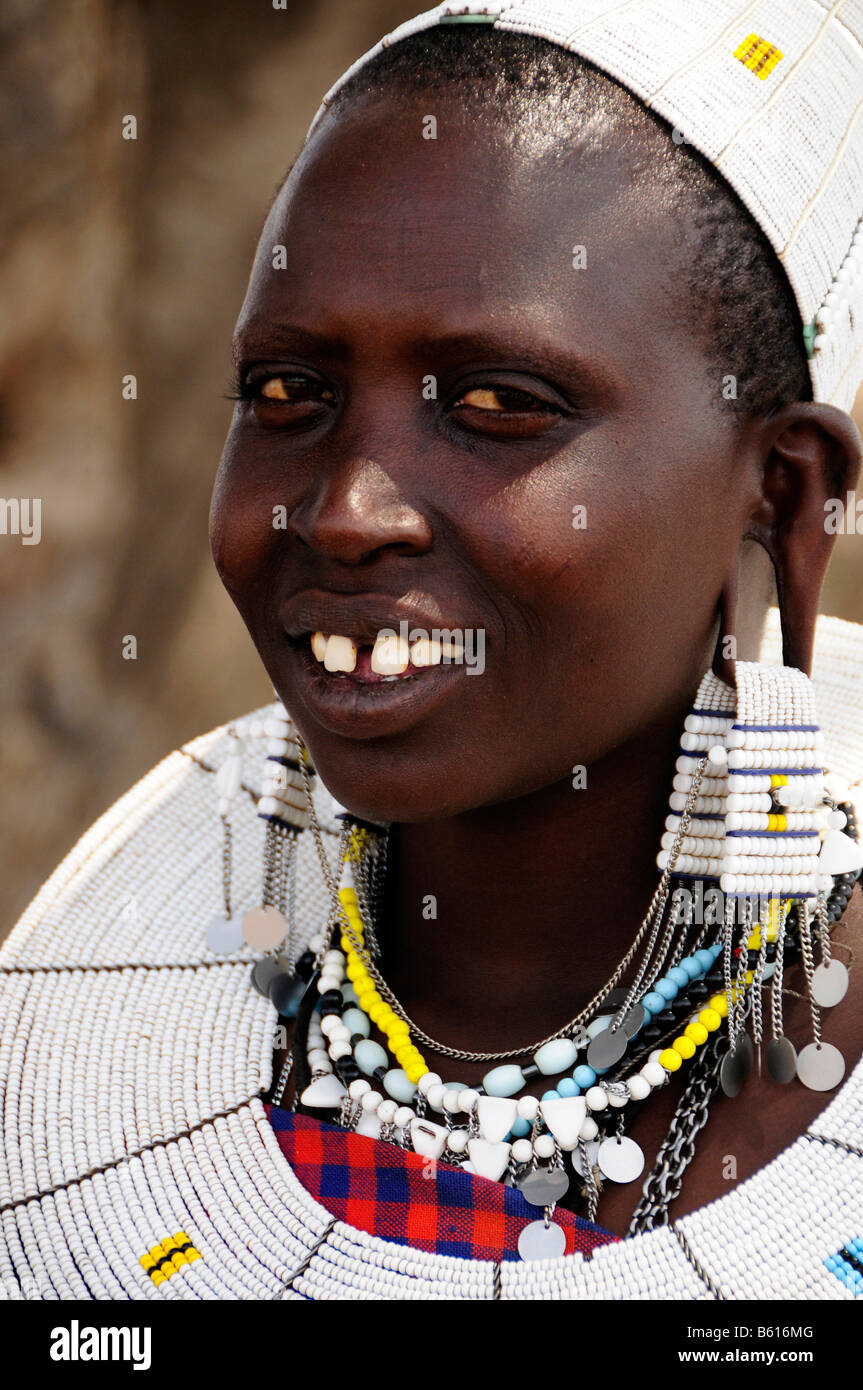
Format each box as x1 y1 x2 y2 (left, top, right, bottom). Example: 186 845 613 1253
1 0 861 938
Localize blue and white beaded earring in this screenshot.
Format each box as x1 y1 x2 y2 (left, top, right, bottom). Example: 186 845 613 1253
710 660 860 1092
659 657 861 1096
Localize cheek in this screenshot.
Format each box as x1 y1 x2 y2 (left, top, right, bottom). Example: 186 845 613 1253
470 447 734 711
209 443 281 597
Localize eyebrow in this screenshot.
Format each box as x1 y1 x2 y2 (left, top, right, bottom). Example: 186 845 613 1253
232 323 350 367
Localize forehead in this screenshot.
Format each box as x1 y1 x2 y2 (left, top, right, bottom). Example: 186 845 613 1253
236 88 689 369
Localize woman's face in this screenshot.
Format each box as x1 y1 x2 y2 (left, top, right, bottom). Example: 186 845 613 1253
211 89 760 823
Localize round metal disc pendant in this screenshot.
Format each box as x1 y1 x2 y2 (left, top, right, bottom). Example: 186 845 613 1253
204 912 245 954
796 1041 846 1091
572 1139 600 1177
242 906 287 951
251 957 285 998
604 987 632 1010
622 1002 647 1038
587 1026 628 1070
269 971 304 1016
720 1034 753 1098
518 1219 567 1261
811 959 849 1008
518 1167 570 1207
597 1135 645 1184
766 1035 798 1084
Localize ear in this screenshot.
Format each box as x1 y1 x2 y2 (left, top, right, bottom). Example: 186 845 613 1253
713 401 860 681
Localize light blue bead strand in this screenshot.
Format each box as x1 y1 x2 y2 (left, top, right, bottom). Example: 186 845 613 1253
483 1064 526 1097
533 1038 579 1074
341 1007 370 1039
383 1068 418 1103
354 1039 389 1076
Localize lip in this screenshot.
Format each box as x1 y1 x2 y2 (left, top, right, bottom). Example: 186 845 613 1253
280 589 462 647
279 589 476 740
286 634 465 739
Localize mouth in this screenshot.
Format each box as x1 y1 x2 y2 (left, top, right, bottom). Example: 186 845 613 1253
282 623 471 741
305 630 465 682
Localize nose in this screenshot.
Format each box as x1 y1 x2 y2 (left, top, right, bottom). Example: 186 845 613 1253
288 453 434 565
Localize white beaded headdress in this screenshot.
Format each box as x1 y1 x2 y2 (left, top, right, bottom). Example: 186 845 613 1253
308 0 863 414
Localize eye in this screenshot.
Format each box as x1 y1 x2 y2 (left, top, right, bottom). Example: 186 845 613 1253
258 376 336 404
234 371 337 427
453 386 548 412
448 381 569 438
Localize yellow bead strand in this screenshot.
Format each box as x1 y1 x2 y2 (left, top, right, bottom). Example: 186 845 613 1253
338 852 430 1087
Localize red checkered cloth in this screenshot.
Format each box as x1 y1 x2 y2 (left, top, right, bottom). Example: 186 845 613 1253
264 1103 619 1262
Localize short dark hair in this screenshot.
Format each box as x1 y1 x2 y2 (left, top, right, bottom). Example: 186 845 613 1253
321 24 810 420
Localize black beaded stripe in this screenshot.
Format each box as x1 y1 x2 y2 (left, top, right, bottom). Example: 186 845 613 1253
840 1246 863 1277
0 1095 257 1217
257 812 309 827
266 754 312 774
147 1240 196 1277
0 958 256 975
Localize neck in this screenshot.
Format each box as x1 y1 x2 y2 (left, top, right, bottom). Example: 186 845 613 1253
376 702 688 1053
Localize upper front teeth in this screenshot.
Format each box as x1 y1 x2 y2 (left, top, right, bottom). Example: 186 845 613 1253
310 629 453 673
371 634 410 675
409 638 440 668
323 634 357 673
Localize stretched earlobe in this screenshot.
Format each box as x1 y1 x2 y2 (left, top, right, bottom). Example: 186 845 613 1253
773 546 819 676
711 581 737 686
711 537 775 683
728 402 861 678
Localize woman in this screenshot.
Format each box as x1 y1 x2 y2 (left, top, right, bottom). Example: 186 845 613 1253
3 0 863 1301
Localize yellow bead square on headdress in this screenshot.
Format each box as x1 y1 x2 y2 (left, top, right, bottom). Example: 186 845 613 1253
733 34 783 80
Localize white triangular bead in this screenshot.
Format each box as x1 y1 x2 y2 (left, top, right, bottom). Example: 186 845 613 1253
410 1118 448 1159
476 1096 518 1143
355 1111 382 1139
300 1074 347 1108
467 1138 511 1180
818 829 863 875
539 1097 587 1151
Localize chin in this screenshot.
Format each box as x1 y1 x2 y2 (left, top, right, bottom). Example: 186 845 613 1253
307 752 477 826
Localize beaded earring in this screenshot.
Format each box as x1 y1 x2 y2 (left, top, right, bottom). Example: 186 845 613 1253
662 658 863 1095
205 699 318 1015
204 724 246 954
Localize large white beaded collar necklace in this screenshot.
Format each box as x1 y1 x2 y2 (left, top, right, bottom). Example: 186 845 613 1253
195 623 863 1268
1 612 862 1298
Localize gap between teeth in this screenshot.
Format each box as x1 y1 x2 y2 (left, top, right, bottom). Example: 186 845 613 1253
311 631 462 675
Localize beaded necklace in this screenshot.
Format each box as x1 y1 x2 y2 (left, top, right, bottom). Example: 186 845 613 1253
204 666 863 1260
